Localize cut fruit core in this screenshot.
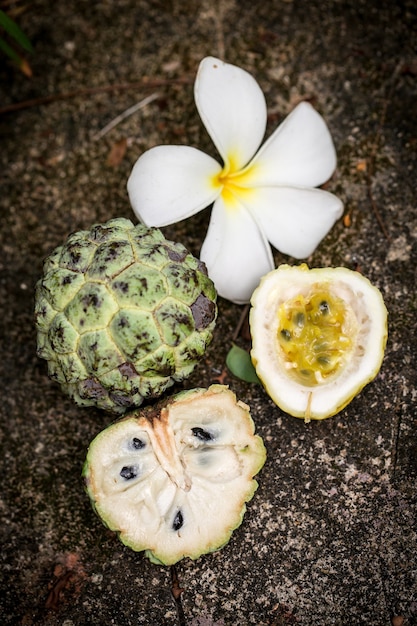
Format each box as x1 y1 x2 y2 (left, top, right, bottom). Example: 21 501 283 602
276 283 358 386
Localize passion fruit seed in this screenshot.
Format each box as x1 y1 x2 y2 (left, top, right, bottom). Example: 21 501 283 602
277 285 357 386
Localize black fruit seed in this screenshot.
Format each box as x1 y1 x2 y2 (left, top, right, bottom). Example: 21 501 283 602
120 465 138 480
192 427 213 441
319 300 330 314
172 510 184 531
295 312 305 327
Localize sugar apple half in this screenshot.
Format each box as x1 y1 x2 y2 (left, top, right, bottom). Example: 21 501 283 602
83 385 266 565
250 264 388 421
35 218 217 414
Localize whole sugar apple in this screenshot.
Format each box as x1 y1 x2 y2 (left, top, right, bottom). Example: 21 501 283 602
35 218 217 414
83 385 266 565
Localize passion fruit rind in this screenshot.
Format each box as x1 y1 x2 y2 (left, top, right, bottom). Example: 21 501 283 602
83 385 266 565
250 264 388 421
35 218 217 414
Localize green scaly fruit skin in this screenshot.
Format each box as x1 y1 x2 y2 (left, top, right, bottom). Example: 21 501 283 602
35 218 217 414
82 385 266 566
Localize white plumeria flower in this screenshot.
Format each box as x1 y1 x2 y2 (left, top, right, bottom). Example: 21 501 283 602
128 56 343 304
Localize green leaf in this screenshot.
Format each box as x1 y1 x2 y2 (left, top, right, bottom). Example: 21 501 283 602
0 10 34 53
226 344 260 384
0 36 22 63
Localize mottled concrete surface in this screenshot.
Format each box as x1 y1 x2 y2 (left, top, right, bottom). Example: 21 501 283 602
1 1 416 625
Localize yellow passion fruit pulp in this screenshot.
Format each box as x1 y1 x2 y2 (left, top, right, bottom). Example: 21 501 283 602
250 264 388 421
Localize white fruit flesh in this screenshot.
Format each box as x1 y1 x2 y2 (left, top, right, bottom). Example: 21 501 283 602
84 385 266 565
250 264 388 421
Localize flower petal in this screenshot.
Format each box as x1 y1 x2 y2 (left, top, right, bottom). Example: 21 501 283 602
195 57 267 170
200 194 274 304
238 186 343 258
127 145 222 227
246 102 337 188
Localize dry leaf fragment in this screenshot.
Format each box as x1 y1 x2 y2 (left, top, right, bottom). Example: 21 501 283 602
107 137 127 167
19 57 32 77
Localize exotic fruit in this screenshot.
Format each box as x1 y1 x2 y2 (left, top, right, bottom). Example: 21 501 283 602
250 264 388 421
83 385 266 565
35 218 217 414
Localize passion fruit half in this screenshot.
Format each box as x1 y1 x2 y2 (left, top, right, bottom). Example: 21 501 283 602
250 264 388 421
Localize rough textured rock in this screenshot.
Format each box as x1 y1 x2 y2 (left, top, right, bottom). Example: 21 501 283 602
0 0 416 624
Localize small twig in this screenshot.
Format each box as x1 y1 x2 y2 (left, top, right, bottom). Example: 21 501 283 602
212 0 227 60
366 61 403 243
390 398 404 481
366 85 392 246
1 0 27 7
365 170 392 242
170 565 186 626
93 92 160 140
232 303 250 342
0 76 192 115
44 571 73 610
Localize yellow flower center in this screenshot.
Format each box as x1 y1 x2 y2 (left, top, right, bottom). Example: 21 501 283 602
212 158 257 208
276 284 358 386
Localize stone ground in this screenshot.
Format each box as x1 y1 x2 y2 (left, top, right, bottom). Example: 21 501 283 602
1 0 416 624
